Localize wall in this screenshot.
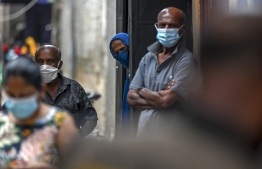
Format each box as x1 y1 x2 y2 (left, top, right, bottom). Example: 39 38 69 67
192 0 201 61
57 0 116 138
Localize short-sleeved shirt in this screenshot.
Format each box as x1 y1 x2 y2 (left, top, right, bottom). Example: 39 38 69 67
129 40 197 135
43 74 98 129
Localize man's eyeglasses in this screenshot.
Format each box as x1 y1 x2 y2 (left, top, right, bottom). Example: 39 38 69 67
155 23 183 29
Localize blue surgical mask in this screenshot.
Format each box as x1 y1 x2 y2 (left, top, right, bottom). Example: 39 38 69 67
4 92 39 120
156 25 182 48
115 50 129 69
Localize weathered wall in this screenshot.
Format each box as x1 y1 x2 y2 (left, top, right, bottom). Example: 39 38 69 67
0 4 4 46
103 0 116 139
192 0 201 61
57 0 116 138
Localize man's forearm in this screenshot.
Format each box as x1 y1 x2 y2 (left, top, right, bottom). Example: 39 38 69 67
139 88 178 109
128 96 153 109
127 89 153 109
138 88 163 108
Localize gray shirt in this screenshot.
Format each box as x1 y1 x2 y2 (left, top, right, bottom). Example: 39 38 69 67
130 40 197 136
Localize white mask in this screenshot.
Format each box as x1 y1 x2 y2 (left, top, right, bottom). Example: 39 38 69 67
39 62 60 83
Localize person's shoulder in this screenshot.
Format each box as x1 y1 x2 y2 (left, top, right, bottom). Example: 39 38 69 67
60 75 87 97
52 106 68 113
146 41 161 58
61 75 84 88
180 49 196 62
51 106 70 127
0 111 8 121
60 75 74 83
139 50 156 65
0 111 12 130
181 47 193 56
175 51 197 69
142 52 153 60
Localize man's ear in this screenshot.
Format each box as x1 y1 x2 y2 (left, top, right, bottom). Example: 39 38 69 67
179 24 186 36
58 61 63 70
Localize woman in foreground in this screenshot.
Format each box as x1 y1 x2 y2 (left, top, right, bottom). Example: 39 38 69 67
0 57 78 168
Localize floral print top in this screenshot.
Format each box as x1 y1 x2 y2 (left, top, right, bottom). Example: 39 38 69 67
0 107 67 168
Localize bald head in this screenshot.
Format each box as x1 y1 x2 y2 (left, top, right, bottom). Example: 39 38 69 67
158 7 185 26
35 45 61 61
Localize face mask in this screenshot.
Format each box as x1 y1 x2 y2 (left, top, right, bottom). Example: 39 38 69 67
115 50 129 69
156 25 182 48
39 61 60 83
5 92 39 120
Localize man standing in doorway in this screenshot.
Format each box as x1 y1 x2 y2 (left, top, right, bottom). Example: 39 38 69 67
35 45 98 137
127 7 197 136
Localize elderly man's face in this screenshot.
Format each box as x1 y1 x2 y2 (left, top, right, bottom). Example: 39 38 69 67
156 9 185 36
111 40 128 56
35 48 61 69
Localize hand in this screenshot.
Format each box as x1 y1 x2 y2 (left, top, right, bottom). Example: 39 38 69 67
165 79 175 90
138 88 150 97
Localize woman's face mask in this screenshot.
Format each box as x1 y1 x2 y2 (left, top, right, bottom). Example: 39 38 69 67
4 92 39 120
39 61 60 83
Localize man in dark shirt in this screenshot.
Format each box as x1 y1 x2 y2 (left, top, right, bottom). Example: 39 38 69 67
35 45 98 137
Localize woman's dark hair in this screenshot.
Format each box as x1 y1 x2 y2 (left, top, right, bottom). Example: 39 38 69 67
3 56 42 90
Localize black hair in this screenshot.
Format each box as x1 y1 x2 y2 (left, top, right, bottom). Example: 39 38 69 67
3 56 42 90
35 44 61 61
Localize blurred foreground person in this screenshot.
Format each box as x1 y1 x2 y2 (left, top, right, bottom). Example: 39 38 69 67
35 45 98 138
175 14 262 168
59 139 181 169
197 15 262 147
109 33 130 130
0 57 78 169
60 15 262 169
